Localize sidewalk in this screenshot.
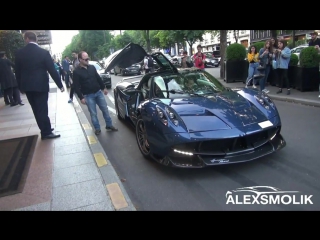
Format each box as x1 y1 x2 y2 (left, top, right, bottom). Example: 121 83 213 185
0 80 136 211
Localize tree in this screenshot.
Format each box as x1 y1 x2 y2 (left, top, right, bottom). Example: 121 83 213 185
219 30 227 79
0 30 25 62
142 30 151 52
171 30 206 55
78 30 113 59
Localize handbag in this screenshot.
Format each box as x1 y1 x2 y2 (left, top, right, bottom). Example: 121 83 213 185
272 52 280 69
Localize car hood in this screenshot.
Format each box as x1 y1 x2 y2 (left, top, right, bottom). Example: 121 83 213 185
105 43 178 73
97 68 107 74
159 90 268 131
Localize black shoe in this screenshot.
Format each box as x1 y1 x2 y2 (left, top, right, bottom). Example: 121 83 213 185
19 102 24 106
41 133 61 140
5 102 10 105
106 126 118 131
95 129 101 135
10 103 18 106
276 89 282 94
287 89 291 95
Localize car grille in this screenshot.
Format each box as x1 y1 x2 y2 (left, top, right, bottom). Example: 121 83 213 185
173 127 279 156
101 75 111 81
198 127 279 154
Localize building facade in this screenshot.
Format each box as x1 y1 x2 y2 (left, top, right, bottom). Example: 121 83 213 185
191 30 251 54
250 30 314 44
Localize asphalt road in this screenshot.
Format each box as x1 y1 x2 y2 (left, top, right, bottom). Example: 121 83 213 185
78 67 320 210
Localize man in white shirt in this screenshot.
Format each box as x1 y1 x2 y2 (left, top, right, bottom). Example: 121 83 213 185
143 56 150 73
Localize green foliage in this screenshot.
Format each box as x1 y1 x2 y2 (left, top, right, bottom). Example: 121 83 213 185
0 30 25 62
300 46 320 68
289 54 299 66
252 42 265 53
62 30 113 60
226 43 246 61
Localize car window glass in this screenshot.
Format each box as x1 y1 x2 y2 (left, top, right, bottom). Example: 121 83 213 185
151 72 225 99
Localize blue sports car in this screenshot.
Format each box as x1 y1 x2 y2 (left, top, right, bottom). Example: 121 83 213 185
105 43 286 168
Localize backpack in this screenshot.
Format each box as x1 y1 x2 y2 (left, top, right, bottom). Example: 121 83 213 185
186 60 194 68
148 57 154 67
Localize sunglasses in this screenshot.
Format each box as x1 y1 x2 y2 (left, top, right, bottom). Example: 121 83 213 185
81 58 90 61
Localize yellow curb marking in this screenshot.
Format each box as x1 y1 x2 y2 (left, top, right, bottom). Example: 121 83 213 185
94 153 108 167
106 183 128 210
87 135 97 144
82 123 92 129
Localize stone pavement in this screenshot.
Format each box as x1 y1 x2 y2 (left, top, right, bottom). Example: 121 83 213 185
0 80 136 211
0 73 319 211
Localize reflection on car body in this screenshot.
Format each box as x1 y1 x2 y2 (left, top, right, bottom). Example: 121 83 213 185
105 43 286 168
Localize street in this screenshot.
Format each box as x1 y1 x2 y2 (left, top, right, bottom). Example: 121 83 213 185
77 67 320 210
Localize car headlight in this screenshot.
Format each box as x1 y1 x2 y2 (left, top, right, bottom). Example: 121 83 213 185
254 94 273 110
156 106 179 126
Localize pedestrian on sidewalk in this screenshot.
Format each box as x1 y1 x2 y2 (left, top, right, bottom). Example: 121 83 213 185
72 51 118 135
246 45 260 88
68 51 79 103
274 39 291 95
192 45 206 69
258 40 273 92
62 56 71 88
0 51 24 106
15 31 65 140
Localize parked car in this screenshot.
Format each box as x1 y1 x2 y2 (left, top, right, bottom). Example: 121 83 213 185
291 44 308 64
203 53 219 67
89 60 112 89
105 43 286 168
203 50 221 65
114 63 142 76
170 55 182 67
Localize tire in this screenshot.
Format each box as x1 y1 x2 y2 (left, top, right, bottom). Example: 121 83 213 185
135 116 152 159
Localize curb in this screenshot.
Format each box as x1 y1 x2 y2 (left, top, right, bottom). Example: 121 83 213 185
216 77 320 108
264 95 320 108
72 95 136 211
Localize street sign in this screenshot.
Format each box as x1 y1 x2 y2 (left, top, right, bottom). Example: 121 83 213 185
21 30 52 45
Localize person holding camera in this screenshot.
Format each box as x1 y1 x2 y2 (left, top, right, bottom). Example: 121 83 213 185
193 45 206 69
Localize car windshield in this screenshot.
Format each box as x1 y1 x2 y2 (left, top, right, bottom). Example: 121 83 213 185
151 71 226 99
90 61 103 71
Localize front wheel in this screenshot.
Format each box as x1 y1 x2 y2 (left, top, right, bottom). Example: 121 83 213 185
135 116 152 159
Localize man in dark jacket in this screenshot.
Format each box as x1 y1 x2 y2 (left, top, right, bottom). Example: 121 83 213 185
73 51 118 135
0 51 23 106
15 31 65 140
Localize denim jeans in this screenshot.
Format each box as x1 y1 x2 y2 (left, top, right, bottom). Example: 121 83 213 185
259 64 271 91
246 62 259 85
84 90 113 130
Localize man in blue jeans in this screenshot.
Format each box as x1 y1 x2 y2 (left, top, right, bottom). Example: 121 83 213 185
72 51 118 135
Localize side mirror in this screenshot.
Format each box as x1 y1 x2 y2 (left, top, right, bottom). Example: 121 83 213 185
105 69 109 74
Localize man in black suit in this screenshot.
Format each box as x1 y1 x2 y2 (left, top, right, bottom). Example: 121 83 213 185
0 51 24 106
15 31 65 140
